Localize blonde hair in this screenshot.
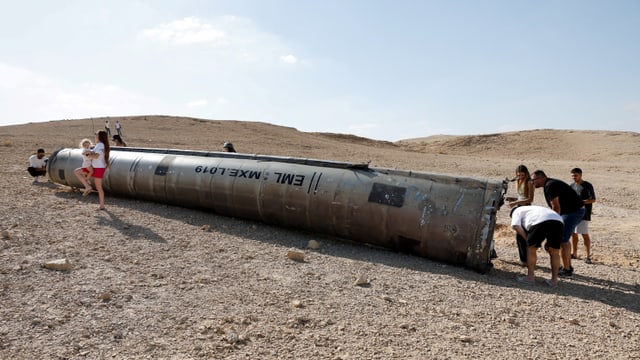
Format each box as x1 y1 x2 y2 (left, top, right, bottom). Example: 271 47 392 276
80 138 93 148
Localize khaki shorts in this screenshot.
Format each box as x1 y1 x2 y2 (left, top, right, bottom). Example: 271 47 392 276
574 220 589 234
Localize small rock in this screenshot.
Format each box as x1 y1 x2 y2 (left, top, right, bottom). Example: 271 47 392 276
459 335 473 343
225 332 239 344
354 274 370 286
42 258 73 271
287 250 305 262
201 225 211 232
568 318 580 325
1 230 10 239
291 299 303 308
99 293 112 301
307 240 320 250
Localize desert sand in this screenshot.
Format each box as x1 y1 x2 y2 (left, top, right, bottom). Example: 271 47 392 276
1 116 639 359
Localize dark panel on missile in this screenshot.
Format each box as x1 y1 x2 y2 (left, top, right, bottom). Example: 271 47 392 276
368 183 406 207
155 156 175 176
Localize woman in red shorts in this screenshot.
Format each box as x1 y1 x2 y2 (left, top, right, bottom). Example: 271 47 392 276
74 130 110 210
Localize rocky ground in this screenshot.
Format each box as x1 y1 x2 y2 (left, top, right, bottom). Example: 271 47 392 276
1 116 639 359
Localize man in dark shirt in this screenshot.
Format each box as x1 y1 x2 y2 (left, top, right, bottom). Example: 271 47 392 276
531 170 585 277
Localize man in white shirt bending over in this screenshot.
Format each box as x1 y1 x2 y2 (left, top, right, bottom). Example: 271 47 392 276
511 205 564 287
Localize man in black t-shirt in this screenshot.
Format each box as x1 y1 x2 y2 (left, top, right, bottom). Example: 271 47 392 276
531 170 585 277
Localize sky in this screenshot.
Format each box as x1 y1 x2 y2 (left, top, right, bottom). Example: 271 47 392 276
1 1 639 141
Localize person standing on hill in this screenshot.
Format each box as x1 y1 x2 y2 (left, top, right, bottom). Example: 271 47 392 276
570 168 596 264
115 120 123 138
530 170 585 277
104 120 111 137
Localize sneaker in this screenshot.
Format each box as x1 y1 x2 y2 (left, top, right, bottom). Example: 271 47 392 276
490 249 498 259
545 279 558 288
32 176 39 184
570 254 577 259
559 266 574 277
585 257 592 264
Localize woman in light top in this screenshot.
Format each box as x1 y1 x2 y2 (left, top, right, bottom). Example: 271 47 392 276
507 164 534 208
505 164 535 264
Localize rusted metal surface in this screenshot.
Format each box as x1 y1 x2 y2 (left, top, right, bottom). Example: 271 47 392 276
48 147 507 272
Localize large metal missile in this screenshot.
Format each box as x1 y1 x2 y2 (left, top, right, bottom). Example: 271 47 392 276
47 147 507 272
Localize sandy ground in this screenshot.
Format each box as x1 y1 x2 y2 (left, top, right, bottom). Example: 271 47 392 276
1 116 639 359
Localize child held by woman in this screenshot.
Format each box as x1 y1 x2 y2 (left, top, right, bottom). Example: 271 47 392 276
80 138 94 180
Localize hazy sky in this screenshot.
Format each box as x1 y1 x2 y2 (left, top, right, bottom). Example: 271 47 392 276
1 0 638 141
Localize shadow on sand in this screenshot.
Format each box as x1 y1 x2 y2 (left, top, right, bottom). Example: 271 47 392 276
53 186 640 314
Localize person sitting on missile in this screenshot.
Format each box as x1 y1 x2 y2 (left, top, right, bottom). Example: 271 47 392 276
222 142 236 153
